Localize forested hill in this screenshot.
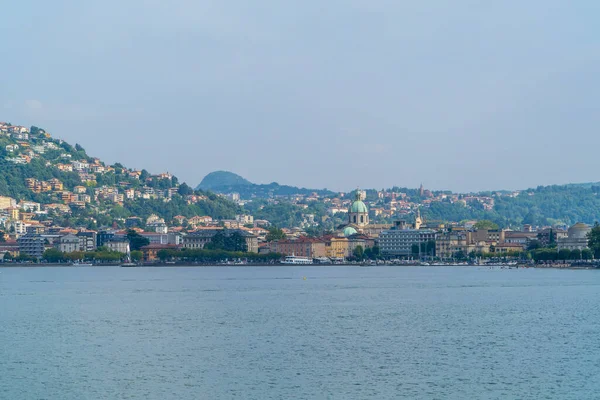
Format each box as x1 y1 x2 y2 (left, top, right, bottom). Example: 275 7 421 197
197 171 335 199
423 185 600 227
0 123 240 228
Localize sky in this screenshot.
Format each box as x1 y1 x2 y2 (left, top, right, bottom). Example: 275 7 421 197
2 1 599 193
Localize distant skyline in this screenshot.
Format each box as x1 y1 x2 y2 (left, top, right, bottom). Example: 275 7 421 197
2 1 600 192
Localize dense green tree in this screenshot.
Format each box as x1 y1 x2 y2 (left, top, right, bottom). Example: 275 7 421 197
157 249 171 261
126 230 150 251
364 245 380 260
473 220 500 230
558 249 571 260
266 227 286 242
205 231 247 252
570 249 581 260
587 223 600 258
411 244 420 256
178 182 194 196
353 245 365 260
43 248 65 263
130 250 143 262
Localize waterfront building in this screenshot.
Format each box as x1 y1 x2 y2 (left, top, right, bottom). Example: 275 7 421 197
504 231 537 248
77 230 97 252
56 234 81 253
269 237 326 258
106 240 129 254
182 229 258 253
139 232 181 245
379 222 437 257
435 230 491 259
0 241 20 259
17 233 45 259
537 228 568 247
323 235 349 259
140 244 180 262
557 223 591 251
182 229 222 249
467 229 505 244
97 230 116 248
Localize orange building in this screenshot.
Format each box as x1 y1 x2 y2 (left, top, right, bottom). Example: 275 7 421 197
269 237 326 258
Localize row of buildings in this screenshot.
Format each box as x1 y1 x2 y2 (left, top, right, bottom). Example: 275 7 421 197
2 185 595 262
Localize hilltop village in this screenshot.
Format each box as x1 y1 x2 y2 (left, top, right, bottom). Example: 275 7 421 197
0 121 599 264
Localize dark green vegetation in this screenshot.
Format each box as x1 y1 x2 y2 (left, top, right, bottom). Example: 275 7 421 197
155 248 281 263
42 248 125 263
126 230 150 251
587 223 600 259
204 231 248 252
423 185 600 228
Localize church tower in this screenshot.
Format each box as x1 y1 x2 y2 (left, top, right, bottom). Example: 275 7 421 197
348 191 369 227
414 208 423 230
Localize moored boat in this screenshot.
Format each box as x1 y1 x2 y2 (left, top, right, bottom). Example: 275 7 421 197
281 255 313 265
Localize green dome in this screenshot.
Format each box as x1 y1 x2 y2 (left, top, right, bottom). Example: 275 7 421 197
343 226 358 237
349 200 368 214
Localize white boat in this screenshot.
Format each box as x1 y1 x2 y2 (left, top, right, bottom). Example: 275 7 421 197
72 262 93 267
121 262 137 267
281 255 313 265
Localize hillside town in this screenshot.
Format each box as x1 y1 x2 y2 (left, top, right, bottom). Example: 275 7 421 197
0 122 598 265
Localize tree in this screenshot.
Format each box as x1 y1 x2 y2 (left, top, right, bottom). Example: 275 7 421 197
126 230 150 251
43 248 64 263
474 220 499 230
570 249 581 260
587 223 600 259
178 182 194 196
353 245 365 260
558 248 571 260
140 169 150 182
205 231 247 252
266 227 286 242
370 245 380 259
548 229 557 248
411 244 420 256
582 248 593 260
527 239 542 251
130 250 143 262
454 250 466 260
157 249 171 261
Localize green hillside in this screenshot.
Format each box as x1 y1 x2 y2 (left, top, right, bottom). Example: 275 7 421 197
0 123 240 228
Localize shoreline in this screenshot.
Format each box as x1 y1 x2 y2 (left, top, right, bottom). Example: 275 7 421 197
1 262 598 270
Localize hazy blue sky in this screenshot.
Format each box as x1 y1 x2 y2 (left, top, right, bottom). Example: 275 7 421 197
2 1 599 192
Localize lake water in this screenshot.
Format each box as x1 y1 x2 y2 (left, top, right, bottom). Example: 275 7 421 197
1 266 599 399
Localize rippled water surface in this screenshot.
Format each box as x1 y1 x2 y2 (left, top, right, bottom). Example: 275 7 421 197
1 266 600 399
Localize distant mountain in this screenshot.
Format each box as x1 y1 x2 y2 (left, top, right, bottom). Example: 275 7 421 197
197 171 252 191
196 171 335 199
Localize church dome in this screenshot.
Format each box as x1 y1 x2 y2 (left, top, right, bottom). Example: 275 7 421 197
568 222 591 239
349 200 368 214
343 226 358 237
